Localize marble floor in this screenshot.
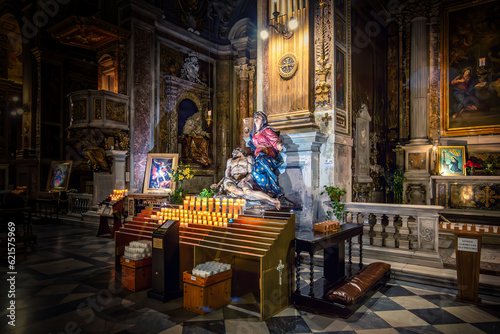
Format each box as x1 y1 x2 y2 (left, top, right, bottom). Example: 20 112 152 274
1 221 500 334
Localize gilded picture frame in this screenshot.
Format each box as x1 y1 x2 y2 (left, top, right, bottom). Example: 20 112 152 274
438 146 466 176
46 161 72 191
143 153 178 194
441 0 500 136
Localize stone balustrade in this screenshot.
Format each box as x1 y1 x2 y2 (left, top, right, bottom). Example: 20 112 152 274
342 202 444 253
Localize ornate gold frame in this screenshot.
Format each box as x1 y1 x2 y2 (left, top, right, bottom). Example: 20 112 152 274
441 0 500 136
143 153 179 194
437 146 466 176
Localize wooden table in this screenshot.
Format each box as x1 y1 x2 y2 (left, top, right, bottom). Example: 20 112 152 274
294 223 363 299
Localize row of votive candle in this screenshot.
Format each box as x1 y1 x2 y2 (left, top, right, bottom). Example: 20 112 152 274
150 208 236 226
110 189 128 202
440 222 499 234
183 196 246 216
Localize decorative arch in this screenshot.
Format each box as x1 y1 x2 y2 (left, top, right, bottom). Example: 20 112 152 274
228 18 254 40
161 74 211 155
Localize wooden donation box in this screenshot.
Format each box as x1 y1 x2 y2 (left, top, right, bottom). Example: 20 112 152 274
454 230 483 304
121 257 152 292
183 269 232 315
179 212 295 320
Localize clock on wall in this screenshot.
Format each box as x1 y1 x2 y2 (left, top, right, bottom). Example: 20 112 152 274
278 53 298 79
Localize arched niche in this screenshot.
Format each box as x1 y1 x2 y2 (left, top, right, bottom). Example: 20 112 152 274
161 74 212 160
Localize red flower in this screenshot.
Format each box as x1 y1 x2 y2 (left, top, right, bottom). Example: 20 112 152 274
464 160 481 169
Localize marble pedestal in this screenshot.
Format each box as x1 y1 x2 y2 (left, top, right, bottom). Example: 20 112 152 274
279 132 327 229
93 150 128 204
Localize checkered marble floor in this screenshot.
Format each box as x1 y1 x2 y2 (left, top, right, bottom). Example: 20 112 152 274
1 222 500 334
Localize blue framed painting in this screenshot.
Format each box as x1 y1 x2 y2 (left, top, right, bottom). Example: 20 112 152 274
438 146 466 176
46 161 72 191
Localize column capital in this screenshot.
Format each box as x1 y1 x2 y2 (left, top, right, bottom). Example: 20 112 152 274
235 63 255 81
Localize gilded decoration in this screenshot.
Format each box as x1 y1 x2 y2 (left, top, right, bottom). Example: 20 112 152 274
94 99 102 120
278 53 298 80
315 0 332 108
106 100 126 122
48 16 129 51
408 153 426 170
475 186 500 209
73 100 87 121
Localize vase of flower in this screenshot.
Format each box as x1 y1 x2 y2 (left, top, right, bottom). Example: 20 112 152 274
464 160 481 176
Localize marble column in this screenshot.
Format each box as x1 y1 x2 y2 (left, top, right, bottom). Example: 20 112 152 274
409 16 428 143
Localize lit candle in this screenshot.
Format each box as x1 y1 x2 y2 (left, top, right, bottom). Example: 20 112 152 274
202 198 207 211
184 199 189 210
228 199 233 216
215 199 221 213
208 198 214 212
196 197 201 211
222 198 227 214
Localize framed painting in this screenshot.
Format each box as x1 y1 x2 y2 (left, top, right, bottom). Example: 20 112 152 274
442 0 500 136
438 146 466 176
143 153 178 194
46 161 72 191
335 47 346 110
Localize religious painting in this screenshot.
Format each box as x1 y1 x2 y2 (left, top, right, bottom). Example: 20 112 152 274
438 146 466 176
46 161 72 191
143 153 178 194
335 48 346 110
442 0 500 136
335 0 346 17
335 15 346 46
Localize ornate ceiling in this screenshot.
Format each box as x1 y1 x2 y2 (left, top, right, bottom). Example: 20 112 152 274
159 0 257 43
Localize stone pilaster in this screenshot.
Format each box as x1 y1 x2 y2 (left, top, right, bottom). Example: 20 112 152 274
131 25 153 191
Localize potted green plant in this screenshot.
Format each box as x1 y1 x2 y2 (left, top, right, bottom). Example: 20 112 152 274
321 185 347 221
386 169 406 204
483 156 498 176
199 188 214 198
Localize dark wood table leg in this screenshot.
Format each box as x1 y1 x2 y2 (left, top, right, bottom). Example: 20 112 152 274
359 234 363 269
309 250 315 297
348 239 352 264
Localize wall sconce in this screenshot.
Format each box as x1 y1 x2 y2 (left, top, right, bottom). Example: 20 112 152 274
260 5 298 40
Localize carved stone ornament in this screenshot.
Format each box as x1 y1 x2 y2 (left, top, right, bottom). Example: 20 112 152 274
278 53 298 79
180 52 206 86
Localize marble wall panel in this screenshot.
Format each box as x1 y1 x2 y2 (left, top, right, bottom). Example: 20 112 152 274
132 26 152 190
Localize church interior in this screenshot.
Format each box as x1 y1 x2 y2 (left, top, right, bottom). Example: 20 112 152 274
1 0 500 333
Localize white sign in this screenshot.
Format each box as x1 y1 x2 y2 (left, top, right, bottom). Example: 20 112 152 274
457 237 478 253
